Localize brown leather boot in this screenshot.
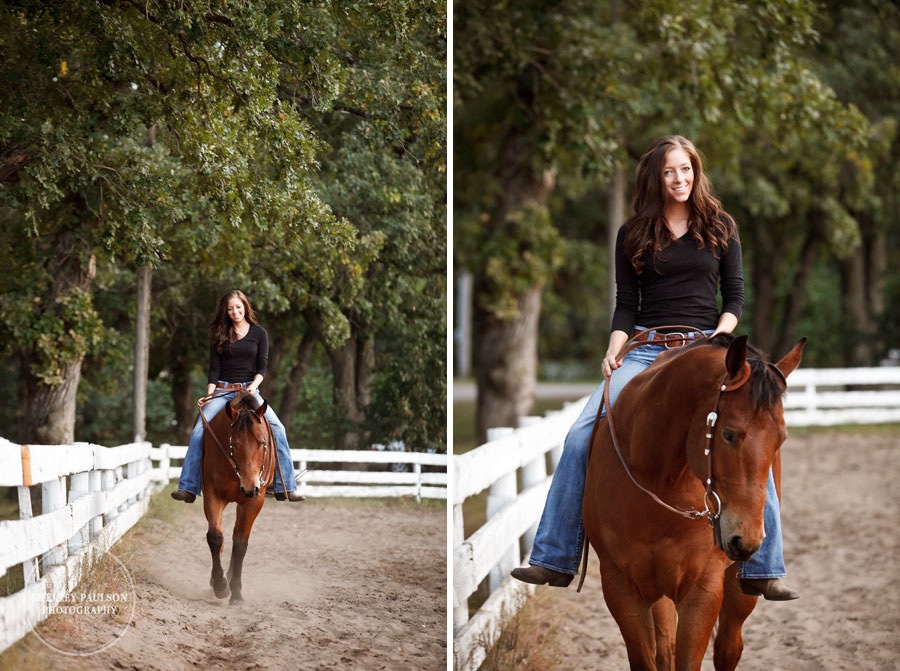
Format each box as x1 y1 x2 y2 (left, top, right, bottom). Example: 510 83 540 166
274 491 306 502
739 578 799 601
510 565 574 587
170 490 196 503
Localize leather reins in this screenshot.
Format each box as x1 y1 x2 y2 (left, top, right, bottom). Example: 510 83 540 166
197 389 287 494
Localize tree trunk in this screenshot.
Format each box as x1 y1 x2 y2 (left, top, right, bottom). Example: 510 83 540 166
608 155 627 319
279 330 316 425
774 211 822 357
304 309 372 450
19 356 83 445
471 110 557 444
838 247 873 366
475 285 542 444
170 352 195 446
133 266 152 442
328 335 365 450
17 227 96 445
748 223 786 353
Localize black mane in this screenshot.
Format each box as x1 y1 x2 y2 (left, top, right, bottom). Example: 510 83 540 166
230 391 262 431
690 333 785 409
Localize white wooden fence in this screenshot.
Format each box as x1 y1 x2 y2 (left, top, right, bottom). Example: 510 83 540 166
452 367 900 671
0 438 446 655
0 438 153 654
152 444 448 500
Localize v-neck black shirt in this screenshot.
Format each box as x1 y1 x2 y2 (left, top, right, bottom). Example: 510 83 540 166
207 324 269 384
611 223 744 333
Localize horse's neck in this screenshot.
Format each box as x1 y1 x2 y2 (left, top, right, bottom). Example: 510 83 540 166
622 352 721 477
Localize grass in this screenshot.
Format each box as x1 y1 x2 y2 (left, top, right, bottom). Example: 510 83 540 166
475 591 562 671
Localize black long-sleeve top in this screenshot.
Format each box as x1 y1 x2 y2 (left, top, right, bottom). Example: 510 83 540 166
207 324 269 384
610 223 745 333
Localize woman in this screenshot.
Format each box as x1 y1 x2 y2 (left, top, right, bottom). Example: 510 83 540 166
511 135 798 601
172 290 305 503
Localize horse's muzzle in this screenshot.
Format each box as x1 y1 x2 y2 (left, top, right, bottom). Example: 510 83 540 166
241 486 260 498
713 519 761 562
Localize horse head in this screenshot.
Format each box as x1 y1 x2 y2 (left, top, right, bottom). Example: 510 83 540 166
690 335 806 562
224 391 271 498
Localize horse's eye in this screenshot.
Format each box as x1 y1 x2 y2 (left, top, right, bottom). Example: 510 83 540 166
722 429 737 444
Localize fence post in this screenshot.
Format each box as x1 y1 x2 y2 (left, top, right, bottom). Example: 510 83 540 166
41 476 67 572
159 443 171 485
68 472 91 555
518 416 546 551
16 486 39 585
453 503 468 631
487 427 519 592
414 460 422 503
89 470 103 538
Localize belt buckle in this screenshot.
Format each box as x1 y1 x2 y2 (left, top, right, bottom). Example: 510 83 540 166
664 332 687 348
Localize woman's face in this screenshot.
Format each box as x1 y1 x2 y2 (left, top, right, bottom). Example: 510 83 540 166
226 297 246 325
662 147 694 205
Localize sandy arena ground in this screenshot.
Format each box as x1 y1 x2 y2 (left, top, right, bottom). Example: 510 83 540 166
2 495 446 671
483 429 899 671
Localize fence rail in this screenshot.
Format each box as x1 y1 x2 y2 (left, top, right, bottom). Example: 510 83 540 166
1 437 446 655
452 366 900 671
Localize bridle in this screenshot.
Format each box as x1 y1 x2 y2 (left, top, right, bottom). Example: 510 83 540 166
198 389 281 491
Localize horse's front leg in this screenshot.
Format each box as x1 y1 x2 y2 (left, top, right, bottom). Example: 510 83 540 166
204 496 229 599
227 499 263 604
652 598 677 671
674 574 726 671
600 562 658 670
713 564 758 671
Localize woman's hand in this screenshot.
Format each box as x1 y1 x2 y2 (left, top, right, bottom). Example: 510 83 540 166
601 353 620 379
602 330 630 379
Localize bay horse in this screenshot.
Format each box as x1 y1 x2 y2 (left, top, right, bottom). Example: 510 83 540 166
201 389 276 604
582 333 805 671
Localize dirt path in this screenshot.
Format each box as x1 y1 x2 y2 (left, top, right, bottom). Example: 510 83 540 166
3 495 446 671
485 429 899 671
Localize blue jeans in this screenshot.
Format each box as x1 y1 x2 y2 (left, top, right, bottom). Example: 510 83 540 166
529 330 787 580
177 386 298 495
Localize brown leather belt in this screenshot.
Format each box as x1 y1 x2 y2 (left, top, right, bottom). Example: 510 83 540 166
215 381 250 391
631 328 705 349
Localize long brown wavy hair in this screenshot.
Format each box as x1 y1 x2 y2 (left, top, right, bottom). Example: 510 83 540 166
624 135 736 274
209 290 259 353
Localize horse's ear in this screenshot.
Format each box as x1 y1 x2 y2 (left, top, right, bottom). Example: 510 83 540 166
225 401 236 419
775 337 807 379
255 400 268 418
724 334 749 380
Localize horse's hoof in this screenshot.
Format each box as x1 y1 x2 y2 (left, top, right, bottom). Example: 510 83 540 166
229 595 244 606
210 578 229 599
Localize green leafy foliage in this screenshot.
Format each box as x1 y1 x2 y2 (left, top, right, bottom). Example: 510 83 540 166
0 0 446 449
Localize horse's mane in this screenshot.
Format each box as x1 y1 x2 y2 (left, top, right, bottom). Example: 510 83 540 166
687 333 786 410
229 391 263 431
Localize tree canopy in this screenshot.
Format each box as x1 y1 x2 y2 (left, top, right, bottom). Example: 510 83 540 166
0 0 446 451
454 0 897 440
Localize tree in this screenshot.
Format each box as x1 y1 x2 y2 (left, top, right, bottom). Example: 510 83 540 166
455 0 875 440
0 1 355 443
